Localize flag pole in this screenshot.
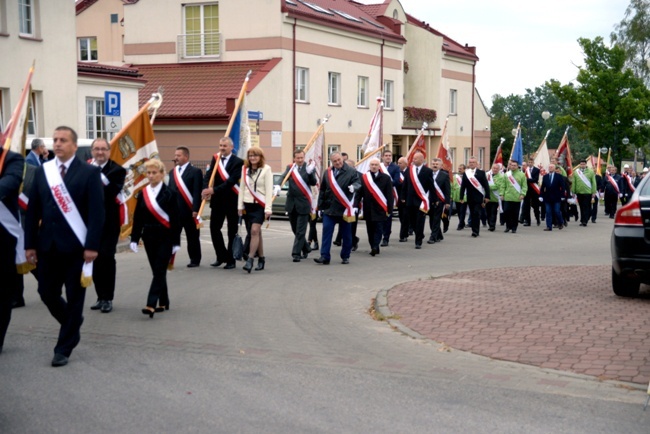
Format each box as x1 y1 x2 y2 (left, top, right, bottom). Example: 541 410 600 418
197 70 252 224
405 122 428 160
355 144 388 167
492 137 505 167
108 93 160 149
0 61 35 172
510 123 521 160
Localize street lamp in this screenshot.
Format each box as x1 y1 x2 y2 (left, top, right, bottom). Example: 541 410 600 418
622 137 630 171
541 111 551 121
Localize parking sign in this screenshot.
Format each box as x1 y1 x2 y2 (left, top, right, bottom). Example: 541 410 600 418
104 91 121 116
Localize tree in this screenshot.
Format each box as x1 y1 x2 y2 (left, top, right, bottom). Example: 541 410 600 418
548 37 650 167
611 0 650 87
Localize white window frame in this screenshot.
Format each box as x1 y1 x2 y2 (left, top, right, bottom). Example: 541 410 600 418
328 72 340 106
357 76 369 108
0 88 7 134
26 92 38 136
182 3 220 58
450 148 456 167
296 67 309 103
356 145 363 161
478 147 485 169
19 0 34 36
449 89 458 115
86 97 110 140
463 147 470 165
383 80 394 110
78 37 98 62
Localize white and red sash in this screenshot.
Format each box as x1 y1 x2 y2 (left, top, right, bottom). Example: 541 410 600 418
43 160 88 246
505 170 522 194
18 193 28 211
172 166 201 225
0 202 28 266
525 167 541 194
432 172 446 203
623 173 636 193
243 166 267 208
466 169 486 197
379 164 399 203
327 168 355 221
142 184 170 229
215 153 240 195
290 164 313 204
606 174 620 194
487 172 503 212
362 172 388 214
576 169 593 190
399 172 404 183
90 159 128 225
410 166 429 213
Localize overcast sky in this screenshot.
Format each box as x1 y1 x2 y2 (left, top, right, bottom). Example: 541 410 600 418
358 0 631 107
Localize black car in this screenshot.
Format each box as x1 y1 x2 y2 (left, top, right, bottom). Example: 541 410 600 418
611 173 650 297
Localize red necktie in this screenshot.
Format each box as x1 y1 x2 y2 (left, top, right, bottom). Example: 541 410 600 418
60 164 66 178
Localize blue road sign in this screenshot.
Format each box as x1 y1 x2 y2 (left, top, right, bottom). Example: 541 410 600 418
105 91 121 116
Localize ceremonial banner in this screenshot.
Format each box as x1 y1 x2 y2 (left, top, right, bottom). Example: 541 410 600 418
493 138 504 167
533 130 551 172
232 92 251 159
510 123 523 166
357 97 383 174
555 127 573 177
407 133 426 165
436 118 453 173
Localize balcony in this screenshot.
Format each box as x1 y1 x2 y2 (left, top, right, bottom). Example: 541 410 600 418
177 32 221 61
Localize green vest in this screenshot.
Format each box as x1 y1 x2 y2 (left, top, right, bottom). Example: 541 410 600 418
571 168 597 195
500 169 528 201
487 172 504 202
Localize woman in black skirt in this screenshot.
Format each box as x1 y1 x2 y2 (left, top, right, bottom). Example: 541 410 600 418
238 147 273 273
130 159 180 317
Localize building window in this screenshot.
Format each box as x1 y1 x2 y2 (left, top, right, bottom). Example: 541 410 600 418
26 92 38 136
328 72 340 106
383 80 394 110
78 37 98 62
478 147 485 169
19 0 34 36
356 144 363 161
449 89 457 115
357 76 369 108
327 144 340 166
183 3 219 58
86 97 107 140
295 67 309 103
0 0 8 35
463 147 470 165
450 148 456 168
0 89 7 133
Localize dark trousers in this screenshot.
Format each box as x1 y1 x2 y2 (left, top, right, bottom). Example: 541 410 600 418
455 201 467 228
93 253 116 301
577 193 592 225
522 193 540 224
210 204 238 265
289 210 310 257
366 220 383 251
591 197 599 222
504 201 521 231
180 213 202 264
604 193 618 218
321 214 352 261
428 202 444 241
486 201 499 230
467 201 483 235
545 202 564 229
308 217 318 244
398 203 409 239
407 205 427 245
0 239 17 348
143 228 172 309
382 214 393 242
37 250 86 357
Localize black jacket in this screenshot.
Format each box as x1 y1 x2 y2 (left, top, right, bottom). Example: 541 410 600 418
99 159 127 254
203 153 243 207
401 165 434 207
282 163 318 214
130 183 181 246
169 163 203 215
318 164 361 217
356 171 394 221
460 169 490 204
431 170 451 205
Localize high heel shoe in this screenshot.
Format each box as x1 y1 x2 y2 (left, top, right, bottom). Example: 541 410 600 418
155 307 165 313
255 257 265 271
243 258 254 273
141 308 155 318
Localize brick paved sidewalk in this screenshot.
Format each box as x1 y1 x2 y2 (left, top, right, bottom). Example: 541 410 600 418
387 266 650 385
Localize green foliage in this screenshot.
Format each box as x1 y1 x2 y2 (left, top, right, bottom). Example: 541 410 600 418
611 0 650 87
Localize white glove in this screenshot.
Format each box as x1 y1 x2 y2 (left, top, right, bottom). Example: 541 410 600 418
172 245 181 255
538 197 544 203
306 162 315 174
619 193 623 198
317 210 322 219
352 207 358 215
348 185 355 193
130 242 138 253
273 185 281 196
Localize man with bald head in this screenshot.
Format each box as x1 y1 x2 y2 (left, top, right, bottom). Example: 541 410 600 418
401 152 434 249
356 158 393 256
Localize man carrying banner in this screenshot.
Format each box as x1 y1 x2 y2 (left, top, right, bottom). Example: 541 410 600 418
401 151 434 249
500 159 527 234
380 150 400 247
522 157 541 226
282 149 317 262
314 152 360 265
486 164 504 232
428 158 451 243
202 137 243 270
460 156 490 238
25 126 105 367
356 158 393 256
0 147 24 354
169 146 203 268
572 159 597 227
88 138 126 314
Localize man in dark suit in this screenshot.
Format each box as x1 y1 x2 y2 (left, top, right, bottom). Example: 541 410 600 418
540 163 566 231
25 126 105 367
169 146 203 268
428 158 451 244
591 172 603 224
0 148 25 354
522 157 541 226
25 138 46 167
314 152 360 265
396 157 409 242
401 151 434 249
380 150 400 247
356 158 394 256
282 149 318 262
202 137 243 270
603 165 622 218
459 156 490 238
88 137 126 313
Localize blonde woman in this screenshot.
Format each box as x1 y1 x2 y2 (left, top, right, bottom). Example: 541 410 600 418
238 147 273 273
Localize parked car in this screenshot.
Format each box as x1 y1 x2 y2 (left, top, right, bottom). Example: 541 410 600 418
610 173 650 297
271 173 289 216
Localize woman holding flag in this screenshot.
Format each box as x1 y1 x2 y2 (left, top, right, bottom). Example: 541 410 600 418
130 159 180 318
238 147 273 273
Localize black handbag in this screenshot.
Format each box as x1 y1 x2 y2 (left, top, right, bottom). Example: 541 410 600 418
232 217 244 261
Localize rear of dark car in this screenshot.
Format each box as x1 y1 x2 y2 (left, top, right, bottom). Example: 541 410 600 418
611 174 650 296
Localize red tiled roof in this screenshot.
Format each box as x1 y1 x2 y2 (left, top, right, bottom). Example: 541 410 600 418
282 0 405 44
134 59 281 120
353 1 389 18
78 62 142 78
75 0 100 15
405 13 478 62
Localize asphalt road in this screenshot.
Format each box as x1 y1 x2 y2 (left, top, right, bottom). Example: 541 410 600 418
2 213 649 433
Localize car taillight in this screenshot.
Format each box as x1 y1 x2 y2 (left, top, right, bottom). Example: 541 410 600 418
615 199 643 226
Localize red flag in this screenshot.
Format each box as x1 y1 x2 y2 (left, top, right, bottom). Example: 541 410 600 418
436 118 452 173
407 134 426 165
556 128 573 177
493 142 503 167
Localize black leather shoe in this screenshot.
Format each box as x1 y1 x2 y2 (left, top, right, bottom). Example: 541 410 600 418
314 257 330 265
427 239 436 244
101 301 113 313
370 249 377 257
471 233 478 238
141 308 155 318
415 244 422 249
333 240 342 246
90 299 104 310
223 263 236 270
243 258 254 273
255 257 265 271
51 353 68 367
293 256 301 262
210 260 224 267
523 223 531 227
511 230 517 234
380 240 388 247
488 227 495 232
311 242 319 250
341 258 350 264
456 226 464 231
399 238 407 242
504 229 511 233
187 263 200 268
